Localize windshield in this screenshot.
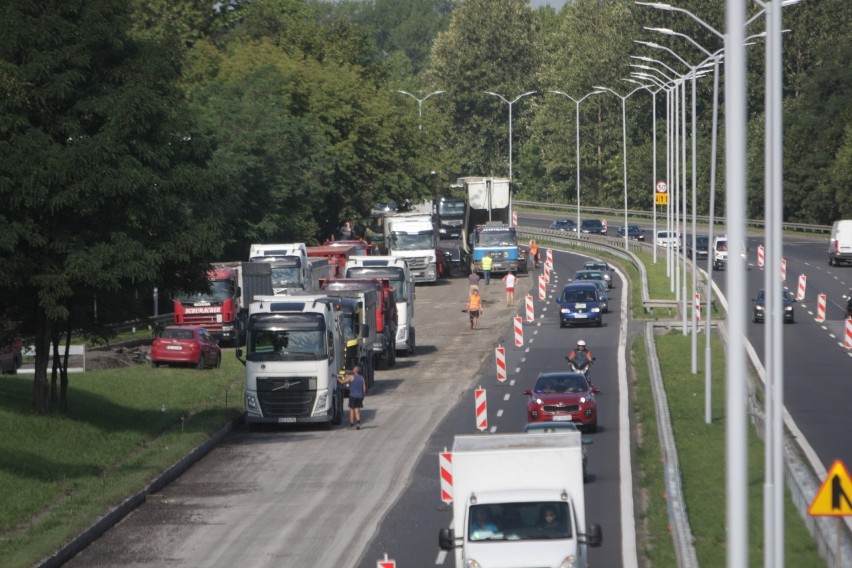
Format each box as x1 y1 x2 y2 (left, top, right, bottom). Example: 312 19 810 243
271 266 302 288
392 232 435 251
468 502 572 542
341 313 357 343
175 279 231 303
439 201 465 216
247 314 327 361
478 230 518 247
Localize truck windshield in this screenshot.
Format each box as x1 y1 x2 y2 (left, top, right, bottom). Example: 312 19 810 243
174 280 231 303
477 230 517 247
247 314 326 361
392 233 434 251
271 267 302 288
468 502 572 542
346 267 408 302
439 201 465 216
341 313 358 343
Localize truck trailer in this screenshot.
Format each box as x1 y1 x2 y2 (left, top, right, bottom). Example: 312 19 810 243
439 433 602 568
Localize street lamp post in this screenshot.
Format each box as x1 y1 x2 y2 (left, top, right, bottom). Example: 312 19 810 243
485 91 536 183
592 85 648 250
548 90 605 235
397 90 445 131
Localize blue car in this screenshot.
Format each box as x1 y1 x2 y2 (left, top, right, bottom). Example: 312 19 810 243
558 283 605 327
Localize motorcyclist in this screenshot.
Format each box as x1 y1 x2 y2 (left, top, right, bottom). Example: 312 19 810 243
568 340 594 382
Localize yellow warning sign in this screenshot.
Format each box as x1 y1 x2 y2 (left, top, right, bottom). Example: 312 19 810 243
808 460 852 516
655 193 668 206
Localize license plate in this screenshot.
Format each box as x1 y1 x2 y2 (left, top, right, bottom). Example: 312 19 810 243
552 415 572 421
277 417 296 423
573 314 588 319
166 345 182 351
576 303 587 308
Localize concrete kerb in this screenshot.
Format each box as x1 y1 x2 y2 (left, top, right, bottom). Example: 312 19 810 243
37 414 245 568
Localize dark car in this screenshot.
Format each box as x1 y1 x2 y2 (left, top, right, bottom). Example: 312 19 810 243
524 371 598 432
580 219 607 235
617 224 645 241
583 261 614 288
687 235 710 260
523 421 593 479
557 282 605 327
550 219 577 232
751 289 796 323
151 325 222 369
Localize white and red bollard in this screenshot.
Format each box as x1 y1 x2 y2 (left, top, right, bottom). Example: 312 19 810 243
815 294 827 323
377 554 396 568
475 387 488 431
514 316 524 348
796 274 807 301
546 249 553 266
602 219 608 233
781 258 787 281
525 294 534 322
538 275 547 300
694 293 701 321
544 262 551 283
845 318 852 349
495 345 507 383
439 450 453 505
512 210 518 227
757 244 765 269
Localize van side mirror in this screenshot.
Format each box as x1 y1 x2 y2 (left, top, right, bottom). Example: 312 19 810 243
438 528 456 551
583 524 603 547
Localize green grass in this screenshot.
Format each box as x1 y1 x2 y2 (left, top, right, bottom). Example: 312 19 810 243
0 353 244 568
641 332 823 566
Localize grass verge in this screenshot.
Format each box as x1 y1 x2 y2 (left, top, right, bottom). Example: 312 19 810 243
634 332 822 566
0 352 244 568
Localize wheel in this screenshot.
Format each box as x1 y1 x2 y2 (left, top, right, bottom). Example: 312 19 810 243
376 353 388 371
407 328 416 356
196 355 206 370
388 343 396 367
214 353 222 368
331 391 343 426
596 318 603 327
150 360 160 368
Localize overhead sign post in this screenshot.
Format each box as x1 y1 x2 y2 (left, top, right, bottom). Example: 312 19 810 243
653 181 668 264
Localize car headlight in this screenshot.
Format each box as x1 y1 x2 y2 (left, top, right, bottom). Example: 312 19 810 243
591 307 601 313
245 393 259 411
561 308 571 314
558 555 578 568
784 305 793 312
316 391 328 411
756 305 765 311
464 559 483 568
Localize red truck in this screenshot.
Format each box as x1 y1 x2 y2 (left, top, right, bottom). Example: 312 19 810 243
172 264 241 345
321 278 398 370
323 238 376 256
307 244 356 278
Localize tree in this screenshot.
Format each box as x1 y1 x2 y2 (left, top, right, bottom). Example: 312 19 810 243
0 0 229 413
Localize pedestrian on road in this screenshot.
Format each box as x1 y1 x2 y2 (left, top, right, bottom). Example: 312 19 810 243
529 239 540 269
502 271 517 306
468 271 481 296
466 289 483 330
481 253 493 285
337 365 366 429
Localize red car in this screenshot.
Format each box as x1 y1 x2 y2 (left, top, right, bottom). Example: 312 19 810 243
151 326 221 369
524 372 598 432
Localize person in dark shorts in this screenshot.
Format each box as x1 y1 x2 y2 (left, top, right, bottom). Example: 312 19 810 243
338 365 366 429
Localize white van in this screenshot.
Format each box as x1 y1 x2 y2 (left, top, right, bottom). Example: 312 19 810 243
828 220 852 266
655 230 681 250
712 235 728 270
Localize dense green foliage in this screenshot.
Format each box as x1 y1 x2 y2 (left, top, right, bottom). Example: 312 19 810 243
1 0 849 411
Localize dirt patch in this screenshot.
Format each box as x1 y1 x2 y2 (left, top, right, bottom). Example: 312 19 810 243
86 344 151 370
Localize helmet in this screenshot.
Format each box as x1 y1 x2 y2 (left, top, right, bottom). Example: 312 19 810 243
577 340 586 347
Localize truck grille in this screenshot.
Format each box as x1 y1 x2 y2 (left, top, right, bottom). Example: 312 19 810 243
405 257 429 270
256 376 317 417
180 313 223 333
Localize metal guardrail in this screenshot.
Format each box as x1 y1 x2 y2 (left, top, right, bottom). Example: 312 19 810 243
515 199 832 235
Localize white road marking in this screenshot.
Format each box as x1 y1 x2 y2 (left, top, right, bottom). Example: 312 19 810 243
503 393 510 401
497 409 504 417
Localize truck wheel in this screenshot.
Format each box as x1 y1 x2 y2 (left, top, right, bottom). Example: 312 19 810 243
376 353 388 371
388 345 397 367
407 328 416 356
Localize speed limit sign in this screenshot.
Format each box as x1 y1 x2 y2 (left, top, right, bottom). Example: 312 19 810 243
656 180 668 194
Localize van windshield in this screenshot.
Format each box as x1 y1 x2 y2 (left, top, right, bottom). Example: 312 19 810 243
468 502 572 542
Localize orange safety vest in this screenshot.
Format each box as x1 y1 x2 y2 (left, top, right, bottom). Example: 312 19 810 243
468 294 482 312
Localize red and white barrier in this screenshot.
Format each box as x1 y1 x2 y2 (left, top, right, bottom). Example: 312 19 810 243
845 319 852 350
525 294 534 322
602 219 608 233
757 244 765 269
439 450 453 504
546 249 553 266
495 345 507 383
514 316 524 348
475 387 488 431
377 554 396 568
781 258 787 281
796 274 807 301
694 293 701 321
512 210 518 227
538 275 547 300
544 263 551 283
815 294 827 323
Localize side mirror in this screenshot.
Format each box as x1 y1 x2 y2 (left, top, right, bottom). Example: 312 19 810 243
583 524 603 547
361 324 370 338
235 348 246 367
523 388 533 396
438 528 456 551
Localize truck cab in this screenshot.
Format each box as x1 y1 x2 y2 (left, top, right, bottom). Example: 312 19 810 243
173 264 241 344
383 213 439 283
250 243 328 292
435 196 466 239
237 296 345 427
344 256 415 356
